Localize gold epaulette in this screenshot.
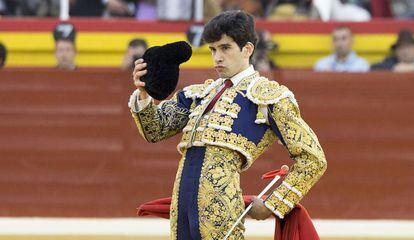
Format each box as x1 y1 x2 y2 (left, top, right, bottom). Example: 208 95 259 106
246 77 298 106
183 79 220 99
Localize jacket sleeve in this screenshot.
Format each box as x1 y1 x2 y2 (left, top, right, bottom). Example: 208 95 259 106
264 97 327 219
129 90 192 143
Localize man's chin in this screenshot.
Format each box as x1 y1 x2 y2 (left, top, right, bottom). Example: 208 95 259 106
216 71 229 79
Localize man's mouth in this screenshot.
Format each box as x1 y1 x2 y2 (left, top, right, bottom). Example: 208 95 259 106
215 66 224 70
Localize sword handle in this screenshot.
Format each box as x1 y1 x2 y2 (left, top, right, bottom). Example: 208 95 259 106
223 175 282 240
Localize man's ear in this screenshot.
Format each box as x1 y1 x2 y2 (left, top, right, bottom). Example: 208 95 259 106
243 42 255 58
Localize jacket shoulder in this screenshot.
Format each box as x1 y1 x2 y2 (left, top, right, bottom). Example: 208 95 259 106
183 79 220 99
246 76 298 106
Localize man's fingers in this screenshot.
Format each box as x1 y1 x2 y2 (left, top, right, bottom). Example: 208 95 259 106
133 70 147 80
133 79 145 88
135 62 147 70
132 59 145 73
133 62 147 75
134 58 144 65
249 196 271 220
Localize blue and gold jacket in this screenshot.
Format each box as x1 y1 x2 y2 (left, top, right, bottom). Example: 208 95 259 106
130 71 327 219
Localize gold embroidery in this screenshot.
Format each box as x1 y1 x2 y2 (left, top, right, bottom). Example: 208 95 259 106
228 103 241 114
251 129 278 161
222 89 237 101
207 113 234 132
170 150 188 240
249 77 281 101
264 98 327 218
198 146 245 240
216 100 230 110
284 191 302 205
183 79 216 99
246 77 297 106
132 99 190 143
235 71 260 91
275 184 290 196
213 100 241 119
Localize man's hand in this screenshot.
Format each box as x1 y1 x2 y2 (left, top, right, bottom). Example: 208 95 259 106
107 0 131 15
132 58 149 100
248 196 273 220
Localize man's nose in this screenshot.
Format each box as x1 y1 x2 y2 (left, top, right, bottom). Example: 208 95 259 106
214 52 223 63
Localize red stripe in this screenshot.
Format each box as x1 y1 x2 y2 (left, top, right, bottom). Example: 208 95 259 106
0 17 413 34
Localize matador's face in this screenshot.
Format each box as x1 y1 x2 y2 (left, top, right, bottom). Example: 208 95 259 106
208 34 252 79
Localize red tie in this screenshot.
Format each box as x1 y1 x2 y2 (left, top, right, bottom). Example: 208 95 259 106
203 79 233 114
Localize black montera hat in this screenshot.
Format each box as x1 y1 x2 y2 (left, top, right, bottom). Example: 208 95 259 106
141 41 192 100
53 23 76 42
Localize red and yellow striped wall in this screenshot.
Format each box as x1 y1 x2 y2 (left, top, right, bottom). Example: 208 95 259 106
0 18 413 68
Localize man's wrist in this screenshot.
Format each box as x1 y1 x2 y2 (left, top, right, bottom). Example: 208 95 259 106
139 89 149 100
128 89 152 112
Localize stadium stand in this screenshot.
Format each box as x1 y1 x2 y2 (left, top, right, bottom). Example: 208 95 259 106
0 19 414 68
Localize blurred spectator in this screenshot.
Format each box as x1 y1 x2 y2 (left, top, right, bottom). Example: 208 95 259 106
204 0 249 20
18 0 60 16
0 0 59 16
204 0 223 21
370 0 392 18
0 0 6 15
121 38 148 70
314 26 369 72
0 42 6 68
240 0 264 18
252 30 278 71
70 0 136 17
0 0 16 15
53 23 77 70
220 0 244 11
371 29 414 72
135 0 157 20
311 0 371 21
347 0 371 12
266 0 312 20
390 0 414 19
157 0 192 20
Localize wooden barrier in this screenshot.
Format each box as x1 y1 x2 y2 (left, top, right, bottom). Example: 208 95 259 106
0 69 413 219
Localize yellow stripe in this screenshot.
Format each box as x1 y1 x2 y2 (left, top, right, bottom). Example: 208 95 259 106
0 33 398 68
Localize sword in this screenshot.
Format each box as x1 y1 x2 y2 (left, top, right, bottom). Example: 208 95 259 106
223 165 289 240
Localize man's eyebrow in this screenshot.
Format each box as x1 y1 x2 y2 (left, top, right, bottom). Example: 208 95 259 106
209 43 231 50
218 43 231 48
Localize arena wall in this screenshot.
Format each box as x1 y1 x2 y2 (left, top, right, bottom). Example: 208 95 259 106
0 69 413 219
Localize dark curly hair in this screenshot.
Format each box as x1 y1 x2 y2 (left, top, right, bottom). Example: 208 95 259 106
202 10 258 52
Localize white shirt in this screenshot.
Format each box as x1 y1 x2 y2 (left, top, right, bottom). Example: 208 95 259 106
314 52 370 72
